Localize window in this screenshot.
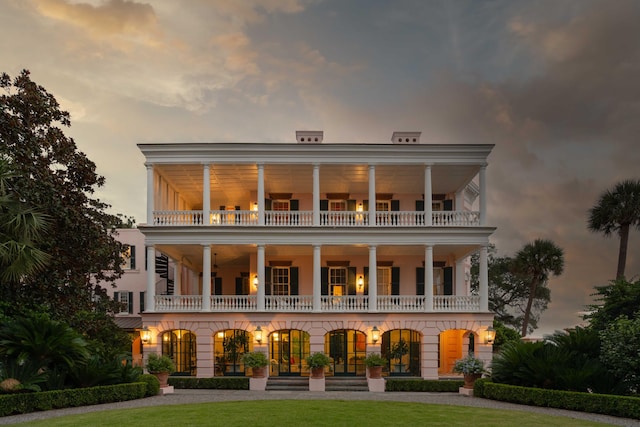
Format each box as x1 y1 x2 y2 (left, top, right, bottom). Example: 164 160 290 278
122 245 136 270
329 267 347 296
432 201 443 211
114 291 132 314
376 201 390 211
272 200 289 211
272 267 290 295
433 268 444 295
329 200 346 211
377 267 391 295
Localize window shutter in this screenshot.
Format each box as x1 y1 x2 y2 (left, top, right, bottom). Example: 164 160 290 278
219 205 225 210
214 277 222 295
290 267 299 295
321 267 329 295
363 267 369 295
391 267 400 295
416 267 425 295
235 277 243 295
140 291 145 313
114 291 119 303
363 200 369 211
290 200 299 211
444 266 453 295
415 200 424 211
391 200 400 211
443 200 453 211
320 199 328 211
265 199 272 210
347 200 356 211
265 266 272 295
128 292 134 313
347 267 357 295
145 250 148 271
130 246 136 269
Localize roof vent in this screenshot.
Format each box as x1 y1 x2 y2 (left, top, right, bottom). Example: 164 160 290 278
391 131 421 144
296 130 323 144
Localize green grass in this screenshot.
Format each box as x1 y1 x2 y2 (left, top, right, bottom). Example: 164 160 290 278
16 400 611 426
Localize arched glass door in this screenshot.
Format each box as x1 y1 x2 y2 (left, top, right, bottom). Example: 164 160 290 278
382 329 421 376
161 329 196 376
325 329 366 376
269 330 310 376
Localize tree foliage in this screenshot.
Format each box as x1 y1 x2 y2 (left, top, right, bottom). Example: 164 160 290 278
599 315 640 394
588 179 640 279
585 277 640 331
0 70 129 351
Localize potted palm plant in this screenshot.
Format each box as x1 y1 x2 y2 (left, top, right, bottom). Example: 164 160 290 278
363 353 387 379
305 352 331 378
453 353 486 388
223 333 249 374
145 353 175 388
389 339 409 373
242 351 269 378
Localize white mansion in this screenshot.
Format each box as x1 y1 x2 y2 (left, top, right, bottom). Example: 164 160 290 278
128 131 494 379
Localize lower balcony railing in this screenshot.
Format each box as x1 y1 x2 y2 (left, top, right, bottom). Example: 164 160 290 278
153 295 481 313
151 210 480 227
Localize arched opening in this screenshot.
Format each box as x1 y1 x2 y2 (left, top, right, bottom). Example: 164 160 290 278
438 329 475 375
161 329 196 376
381 329 421 376
213 329 252 376
325 329 367 376
269 329 310 377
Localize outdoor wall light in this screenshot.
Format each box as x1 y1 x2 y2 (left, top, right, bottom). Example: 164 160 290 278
255 326 263 344
485 326 496 345
371 326 380 344
252 202 258 211
140 327 151 345
253 275 259 287
357 275 364 291
357 203 363 212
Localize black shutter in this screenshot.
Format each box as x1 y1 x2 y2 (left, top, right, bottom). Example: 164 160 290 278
320 199 329 211
416 267 425 295
363 200 369 211
391 267 400 295
114 291 119 305
128 292 134 313
265 266 272 295
415 200 425 211
347 267 356 295
391 200 400 211
321 267 329 295
265 199 272 210
363 267 369 295
140 291 145 313
347 200 356 211
444 266 453 295
443 200 453 211
214 277 222 295
130 246 136 269
290 200 299 211
235 277 243 295
290 267 299 295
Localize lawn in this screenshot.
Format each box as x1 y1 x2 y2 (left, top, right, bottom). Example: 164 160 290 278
16 400 612 426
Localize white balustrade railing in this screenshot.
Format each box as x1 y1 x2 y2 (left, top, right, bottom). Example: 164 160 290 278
264 211 313 226
320 211 367 226
432 211 480 226
211 295 257 311
155 295 202 311
264 295 314 312
320 296 369 312
377 295 425 312
154 210 204 225
209 210 258 226
433 295 480 311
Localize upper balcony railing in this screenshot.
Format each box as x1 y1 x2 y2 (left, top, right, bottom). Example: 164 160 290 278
152 210 480 227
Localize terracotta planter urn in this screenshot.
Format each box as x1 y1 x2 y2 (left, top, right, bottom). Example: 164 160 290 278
463 373 482 389
251 366 267 378
368 366 383 379
153 372 170 388
310 367 325 379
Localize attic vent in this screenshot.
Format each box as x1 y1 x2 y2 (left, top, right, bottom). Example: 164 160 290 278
391 131 421 144
296 130 323 144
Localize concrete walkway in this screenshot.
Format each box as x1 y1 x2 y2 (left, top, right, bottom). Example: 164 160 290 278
1 389 638 426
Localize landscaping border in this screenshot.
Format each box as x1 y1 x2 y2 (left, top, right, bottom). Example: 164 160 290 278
168 377 249 390
385 379 464 392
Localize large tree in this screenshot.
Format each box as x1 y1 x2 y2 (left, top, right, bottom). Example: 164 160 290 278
585 277 640 331
0 70 128 348
588 179 640 279
513 239 565 337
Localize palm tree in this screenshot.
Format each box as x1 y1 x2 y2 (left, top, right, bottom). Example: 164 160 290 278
514 239 565 336
588 179 640 280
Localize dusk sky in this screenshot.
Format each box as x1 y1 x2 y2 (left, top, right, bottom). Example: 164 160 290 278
2 0 639 337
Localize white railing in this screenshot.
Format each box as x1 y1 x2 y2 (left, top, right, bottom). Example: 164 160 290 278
320 296 369 312
211 295 257 311
152 209 480 227
155 295 202 311
377 296 425 312
433 295 480 311
264 295 314 312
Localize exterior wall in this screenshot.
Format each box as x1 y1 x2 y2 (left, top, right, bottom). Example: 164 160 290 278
109 228 147 316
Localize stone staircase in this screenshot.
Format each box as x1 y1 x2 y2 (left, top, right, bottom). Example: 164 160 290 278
265 376 369 392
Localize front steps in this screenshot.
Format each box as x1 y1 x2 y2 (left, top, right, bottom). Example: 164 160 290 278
266 376 369 392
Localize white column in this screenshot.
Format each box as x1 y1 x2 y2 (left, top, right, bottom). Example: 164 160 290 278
174 260 182 296
424 165 432 226
479 246 489 311
368 165 376 227
146 245 156 312
257 164 265 226
202 245 211 311
313 164 320 226
479 164 487 226
257 244 265 311
313 245 321 312
203 164 211 224
425 245 433 312
146 163 154 225
368 246 377 312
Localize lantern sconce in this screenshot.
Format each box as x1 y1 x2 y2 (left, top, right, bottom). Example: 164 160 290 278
140 327 151 345
255 326 263 344
253 275 259 288
485 326 496 345
357 275 364 291
371 326 380 344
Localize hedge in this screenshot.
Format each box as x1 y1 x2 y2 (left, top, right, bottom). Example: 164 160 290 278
385 379 463 392
480 381 640 420
0 382 146 417
168 377 249 390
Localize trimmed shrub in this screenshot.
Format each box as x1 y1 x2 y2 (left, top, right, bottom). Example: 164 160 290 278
473 377 489 398
168 377 249 390
385 379 463 392
138 374 160 397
